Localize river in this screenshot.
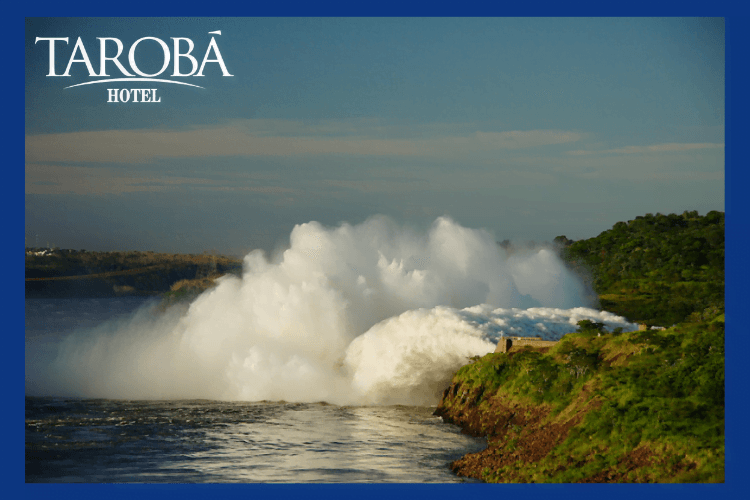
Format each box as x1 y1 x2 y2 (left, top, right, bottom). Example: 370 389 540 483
25 297 485 483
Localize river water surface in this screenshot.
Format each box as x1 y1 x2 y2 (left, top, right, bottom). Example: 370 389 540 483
25 298 485 483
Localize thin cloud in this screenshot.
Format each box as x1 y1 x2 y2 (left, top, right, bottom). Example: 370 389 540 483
321 177 431 194
473 130 582 150
25 164 298 196
25 120 582 164
647 171 724 182
567 142 724 156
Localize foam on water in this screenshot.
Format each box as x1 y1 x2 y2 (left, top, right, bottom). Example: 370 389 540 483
38 216 636 405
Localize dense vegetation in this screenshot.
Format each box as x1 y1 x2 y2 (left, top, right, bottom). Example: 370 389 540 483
437 210 724 482
556 210 724 326
436 315 724 482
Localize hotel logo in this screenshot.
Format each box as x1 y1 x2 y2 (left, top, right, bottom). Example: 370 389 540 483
34 30 233 103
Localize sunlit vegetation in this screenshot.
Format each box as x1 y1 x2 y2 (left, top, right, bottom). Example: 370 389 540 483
438 210 724 482
556 210 724 326
437 316 724 482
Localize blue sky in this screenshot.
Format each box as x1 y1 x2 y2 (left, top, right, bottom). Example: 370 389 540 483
25 17 725 255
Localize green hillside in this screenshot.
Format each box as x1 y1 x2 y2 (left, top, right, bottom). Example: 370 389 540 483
436 317 724 482
436 211 725 482
557 210 724 326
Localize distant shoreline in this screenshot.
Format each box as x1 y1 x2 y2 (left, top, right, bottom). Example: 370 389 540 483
25 248 242 298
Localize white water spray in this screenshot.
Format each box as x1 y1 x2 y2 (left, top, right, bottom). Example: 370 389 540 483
39 216 636 405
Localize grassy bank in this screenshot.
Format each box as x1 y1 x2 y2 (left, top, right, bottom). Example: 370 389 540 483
435 316 724 482
436 210 725 482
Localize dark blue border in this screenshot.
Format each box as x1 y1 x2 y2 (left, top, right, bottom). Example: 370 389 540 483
723 6 749 500
14 4 748 500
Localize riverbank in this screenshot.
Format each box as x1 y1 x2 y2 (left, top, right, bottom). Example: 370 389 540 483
25 248 242 298
434 317 724 482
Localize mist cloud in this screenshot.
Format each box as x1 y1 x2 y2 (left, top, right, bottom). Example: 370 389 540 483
32 216 635 406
